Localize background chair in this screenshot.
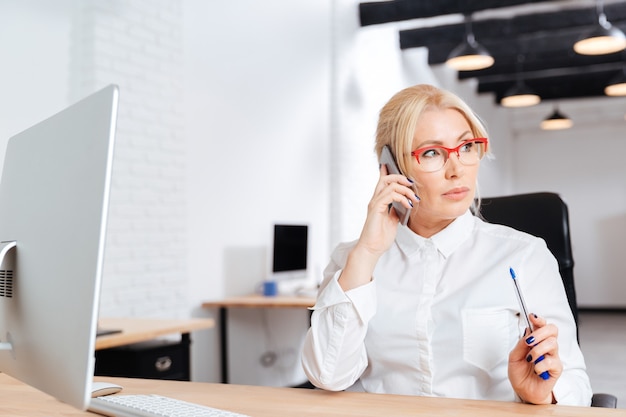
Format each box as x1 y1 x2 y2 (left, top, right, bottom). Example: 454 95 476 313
479 192 617 408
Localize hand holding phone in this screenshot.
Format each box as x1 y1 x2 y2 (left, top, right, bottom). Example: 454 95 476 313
379 145 414 226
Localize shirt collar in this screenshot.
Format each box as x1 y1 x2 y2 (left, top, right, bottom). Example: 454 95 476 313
396 210 475 258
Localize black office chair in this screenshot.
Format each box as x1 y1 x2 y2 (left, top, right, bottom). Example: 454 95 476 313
479 192 617 409
479 192 579 328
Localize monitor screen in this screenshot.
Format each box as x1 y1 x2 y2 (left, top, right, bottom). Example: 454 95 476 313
271 224 308 275
0 85 118 410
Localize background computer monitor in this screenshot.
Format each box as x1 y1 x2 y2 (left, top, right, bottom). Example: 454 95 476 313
271 224 308 280
0 85 118 410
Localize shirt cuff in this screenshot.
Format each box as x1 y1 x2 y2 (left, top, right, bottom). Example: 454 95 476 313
552 375 592 406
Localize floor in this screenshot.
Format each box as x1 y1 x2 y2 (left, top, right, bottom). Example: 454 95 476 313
577 310 626 409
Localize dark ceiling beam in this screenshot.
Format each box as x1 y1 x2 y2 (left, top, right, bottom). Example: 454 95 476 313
359 0 550 26
480 68 622 102
419 25 626 77
478 61 624 84
457 48 625 82
414 30 594 66
397 4 626 85
399 4 626 57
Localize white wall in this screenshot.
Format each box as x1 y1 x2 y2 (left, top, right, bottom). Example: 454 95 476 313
1 0 624 390
0 1 72 161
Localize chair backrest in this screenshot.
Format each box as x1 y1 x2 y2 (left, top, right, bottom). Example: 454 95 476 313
478 192 578 328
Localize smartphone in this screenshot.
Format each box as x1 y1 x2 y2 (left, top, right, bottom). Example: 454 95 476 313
380 145 412 226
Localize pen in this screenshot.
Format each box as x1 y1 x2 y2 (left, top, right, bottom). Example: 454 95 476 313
509 267 550 380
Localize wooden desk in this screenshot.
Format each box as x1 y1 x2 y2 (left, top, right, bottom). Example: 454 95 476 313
94 317 214 380
95 317 215 350
202 294 316 309
202 295 315 383
1 373 622 416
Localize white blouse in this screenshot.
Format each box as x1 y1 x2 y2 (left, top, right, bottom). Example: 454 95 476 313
301 211 592 406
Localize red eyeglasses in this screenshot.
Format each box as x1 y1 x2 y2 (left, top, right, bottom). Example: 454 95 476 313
410 138 489 172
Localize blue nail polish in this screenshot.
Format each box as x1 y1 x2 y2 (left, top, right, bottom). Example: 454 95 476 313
525 336 535 345
408 199 413 208
407 178 414 183
415 194 420 201
526 354 532 362
533 313 538 318
534 355 545 364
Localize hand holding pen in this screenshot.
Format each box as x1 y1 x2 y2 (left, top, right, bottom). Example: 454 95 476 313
508 267 563 404
510 267 549 380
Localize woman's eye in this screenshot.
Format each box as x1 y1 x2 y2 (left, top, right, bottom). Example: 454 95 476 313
460 142 473 153
422 149 440 159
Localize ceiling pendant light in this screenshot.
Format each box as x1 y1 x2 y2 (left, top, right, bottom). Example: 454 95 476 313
605 67 626 96
500 54 540 107
574 0 626 55
501 80 541 107
541 106 573 130
446 14 494 71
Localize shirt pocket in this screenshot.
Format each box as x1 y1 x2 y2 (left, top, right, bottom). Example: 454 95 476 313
462 307 513 372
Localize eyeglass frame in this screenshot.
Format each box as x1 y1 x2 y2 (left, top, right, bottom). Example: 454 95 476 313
410 137 489 172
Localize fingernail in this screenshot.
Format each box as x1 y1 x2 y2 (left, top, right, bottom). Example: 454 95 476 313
534 355 545 364
408 199 413 208
407 178 414 183
415 194 420 201
526 354 532 362
540 371 550 380
525 336 535 345
533 313 538 318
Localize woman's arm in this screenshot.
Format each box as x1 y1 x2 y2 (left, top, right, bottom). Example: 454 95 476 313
301 247 375 391
339 164 418 292
507 240 592 406
302 165 417 390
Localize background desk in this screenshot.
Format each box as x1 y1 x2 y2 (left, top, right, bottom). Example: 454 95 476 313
2 373 622 417
202 295 315 383
95 317 214 380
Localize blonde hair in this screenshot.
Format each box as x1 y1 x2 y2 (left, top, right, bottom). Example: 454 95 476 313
374 84 489 211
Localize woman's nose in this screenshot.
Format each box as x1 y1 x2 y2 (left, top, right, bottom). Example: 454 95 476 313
444 152 464 177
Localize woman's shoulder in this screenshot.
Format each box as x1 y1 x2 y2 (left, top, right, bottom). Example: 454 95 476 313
473 215 547 248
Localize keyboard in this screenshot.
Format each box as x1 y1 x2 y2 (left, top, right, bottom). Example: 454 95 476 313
89 394 251 417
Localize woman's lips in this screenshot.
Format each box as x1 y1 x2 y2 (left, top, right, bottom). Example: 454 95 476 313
443 186 470 201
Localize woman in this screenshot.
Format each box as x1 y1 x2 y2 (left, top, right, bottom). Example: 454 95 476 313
301 84 591 406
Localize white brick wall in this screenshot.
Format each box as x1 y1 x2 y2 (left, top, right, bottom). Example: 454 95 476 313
69 1 188 318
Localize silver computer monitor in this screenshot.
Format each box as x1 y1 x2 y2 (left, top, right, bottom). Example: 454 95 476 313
0 84 118 410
